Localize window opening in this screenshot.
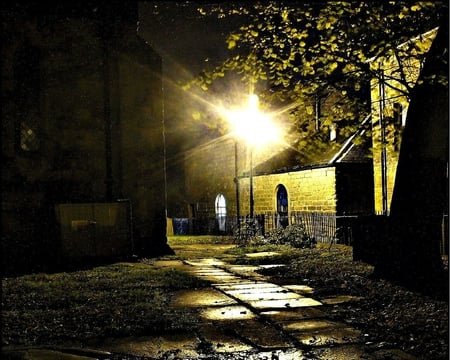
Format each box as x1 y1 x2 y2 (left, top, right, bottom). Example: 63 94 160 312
329 124 337 141
215 194 227 232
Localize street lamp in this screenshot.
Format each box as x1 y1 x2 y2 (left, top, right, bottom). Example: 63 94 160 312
226 94 281 220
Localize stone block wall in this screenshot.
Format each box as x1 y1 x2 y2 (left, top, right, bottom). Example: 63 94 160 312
184 137 338 219
184 137 245 217
240 166 337 216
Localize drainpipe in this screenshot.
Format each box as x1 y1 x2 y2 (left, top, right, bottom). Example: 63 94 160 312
315 94 321 131
234 141 241 234
378 64 388 215
102 29 113 202
249 146 254 218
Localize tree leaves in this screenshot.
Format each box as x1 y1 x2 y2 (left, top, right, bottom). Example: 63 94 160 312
184 1 446 159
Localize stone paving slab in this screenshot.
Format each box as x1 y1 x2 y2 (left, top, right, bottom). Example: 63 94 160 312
283 284 314 295
260 308 328 322
245 251 281 258
281 319 348 332
193 274 242 283
200 305 257 321
244 349 309 359
7 252 418 360
248 297 322 310
308 344 368 359
227 289 303 302
220 265 266 279
197 323 255 353
187 268 227 274
215 282 279 291
224 319 294 350
258 264 286 269
223 265 261 273
222 285 291 295
184 258 226 266
170 289 237 307
291 326 362 346
94 333 201 359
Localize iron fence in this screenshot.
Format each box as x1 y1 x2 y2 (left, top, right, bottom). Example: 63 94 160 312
262 211 346 244
171 212 448 254
172 212 353 244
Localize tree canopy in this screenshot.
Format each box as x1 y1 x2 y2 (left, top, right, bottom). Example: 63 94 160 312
185 1 448 160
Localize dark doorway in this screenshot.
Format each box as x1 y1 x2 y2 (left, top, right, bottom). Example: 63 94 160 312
276 184 288 228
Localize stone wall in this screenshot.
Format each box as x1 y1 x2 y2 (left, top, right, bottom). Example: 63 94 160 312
185 152 338 219
184 137 289 218
184 142 377 219
248 167 337 215
184 137 241 217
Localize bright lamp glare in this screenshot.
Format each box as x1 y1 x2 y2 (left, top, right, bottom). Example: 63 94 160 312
225 95 281 147
229 112 280 146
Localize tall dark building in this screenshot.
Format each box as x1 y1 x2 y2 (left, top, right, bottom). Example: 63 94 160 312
2 2 169 274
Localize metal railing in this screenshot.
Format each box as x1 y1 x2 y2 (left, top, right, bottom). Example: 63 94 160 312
171 212 448 254
172 212 352 244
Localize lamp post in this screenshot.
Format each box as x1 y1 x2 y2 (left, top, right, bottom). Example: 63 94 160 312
226 94 281 222
249 145 254 218
234 140 241 233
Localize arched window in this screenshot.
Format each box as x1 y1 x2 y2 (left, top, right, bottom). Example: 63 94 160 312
215 194 227 232
276 185 288 228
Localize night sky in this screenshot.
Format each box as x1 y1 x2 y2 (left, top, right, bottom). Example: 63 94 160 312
136 1 250 151
138 1 244 81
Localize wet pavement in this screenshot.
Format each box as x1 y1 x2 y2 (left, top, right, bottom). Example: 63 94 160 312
3 252 418 359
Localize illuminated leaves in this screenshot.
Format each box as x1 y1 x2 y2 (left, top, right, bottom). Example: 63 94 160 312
184 1 446 158
326 62 339 74
226 33 240 49
250 29 259 37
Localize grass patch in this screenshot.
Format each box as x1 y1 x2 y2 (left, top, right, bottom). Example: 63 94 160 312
166 237 238 260
2 262 209 346
225 243 343 266
227 242 374 295
167 235 235 245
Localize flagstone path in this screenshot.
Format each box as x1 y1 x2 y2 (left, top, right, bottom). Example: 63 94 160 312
4 253 418 359
134 254 417 359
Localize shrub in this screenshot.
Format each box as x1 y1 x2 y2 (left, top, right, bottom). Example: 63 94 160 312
262 227 286 245
233 218 261 243
264 223 316 248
